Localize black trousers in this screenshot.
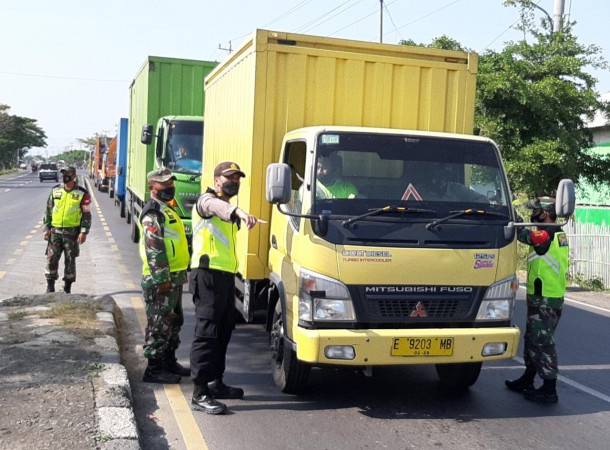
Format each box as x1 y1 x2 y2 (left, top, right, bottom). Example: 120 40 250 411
189 268 236 385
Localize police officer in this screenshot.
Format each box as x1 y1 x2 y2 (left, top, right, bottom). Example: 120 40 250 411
189 161 258 415
43 166 91 294
139 168 191 384
505 196 569 403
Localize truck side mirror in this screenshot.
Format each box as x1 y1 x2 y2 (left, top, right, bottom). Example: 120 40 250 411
141 124 153 145
266 163 292 204
555 179 575 218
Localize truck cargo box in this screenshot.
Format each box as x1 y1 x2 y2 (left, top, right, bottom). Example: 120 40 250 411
202 29 479 280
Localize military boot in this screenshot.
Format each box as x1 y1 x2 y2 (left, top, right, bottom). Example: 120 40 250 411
208 377 244 399
46 280 55 293
164 353 190 376
142 359 181 384
524 379 558 404
505 367 536 393
191 384 227 415
63 281 73 294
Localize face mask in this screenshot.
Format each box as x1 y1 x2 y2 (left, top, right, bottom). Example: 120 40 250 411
530 211 545 223
156 186 175 202
63 175 73 183
222 181 240 197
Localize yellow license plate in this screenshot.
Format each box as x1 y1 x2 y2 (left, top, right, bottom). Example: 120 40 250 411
391 337 454 356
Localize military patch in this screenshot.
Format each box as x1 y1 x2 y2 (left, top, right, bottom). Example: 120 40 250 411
53 191 63 199
72 193 81 200
558 233 569 246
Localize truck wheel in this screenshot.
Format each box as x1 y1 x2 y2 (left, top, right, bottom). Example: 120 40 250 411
130 208 139 243
109 188 114 199
270 301 310 393
119 201 126 218
435 362 482 389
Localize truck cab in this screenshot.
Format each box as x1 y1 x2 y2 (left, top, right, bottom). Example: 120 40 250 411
140 115 203 237
263 126 573 393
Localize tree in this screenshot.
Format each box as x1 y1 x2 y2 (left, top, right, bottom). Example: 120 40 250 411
0 104 47 169
475 1 610 196
399 3 610 197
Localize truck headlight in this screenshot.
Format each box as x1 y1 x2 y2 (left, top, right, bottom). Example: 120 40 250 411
299 269 356 322
476 275 518 321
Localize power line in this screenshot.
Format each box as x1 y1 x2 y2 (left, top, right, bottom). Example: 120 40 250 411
294 0 362 34
382 0 404 42
328 0 399 37
389 0 464 35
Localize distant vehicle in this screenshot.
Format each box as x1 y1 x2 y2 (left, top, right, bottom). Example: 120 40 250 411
19 163 27 169
38 163 59 182
31 163 38 172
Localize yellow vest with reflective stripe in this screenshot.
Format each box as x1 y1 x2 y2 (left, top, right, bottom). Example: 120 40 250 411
51 187 84 228
527 231 569 297
139 200 189 275
190 203 239 273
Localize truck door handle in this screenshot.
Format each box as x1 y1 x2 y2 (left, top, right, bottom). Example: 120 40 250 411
271 234 278 249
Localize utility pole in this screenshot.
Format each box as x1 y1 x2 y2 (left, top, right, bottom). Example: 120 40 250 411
553 0 565 33
379 0 383 43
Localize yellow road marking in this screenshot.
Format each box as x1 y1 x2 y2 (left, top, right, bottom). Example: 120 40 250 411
13 249 22 254
164 384 209 450
129 296 209 449
20 241 28 246
6 259 15 265
0 271 5 279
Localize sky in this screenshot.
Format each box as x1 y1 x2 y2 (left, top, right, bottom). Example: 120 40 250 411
1 0 608 157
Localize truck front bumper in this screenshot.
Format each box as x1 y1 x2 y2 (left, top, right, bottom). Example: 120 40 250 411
293 326 520 366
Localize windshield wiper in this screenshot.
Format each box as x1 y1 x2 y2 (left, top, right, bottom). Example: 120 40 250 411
343 205 435 228
426 209 510 230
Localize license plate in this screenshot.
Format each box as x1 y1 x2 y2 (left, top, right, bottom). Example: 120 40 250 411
391 337 454 356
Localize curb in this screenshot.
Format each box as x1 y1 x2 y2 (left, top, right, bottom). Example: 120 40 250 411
94 295 141 450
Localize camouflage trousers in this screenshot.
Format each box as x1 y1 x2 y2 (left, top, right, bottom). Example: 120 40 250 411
143 283 184 360
523 293 564 380
45 230 80 282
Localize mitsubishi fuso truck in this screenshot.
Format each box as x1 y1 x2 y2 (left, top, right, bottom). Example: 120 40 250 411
200 30 574 392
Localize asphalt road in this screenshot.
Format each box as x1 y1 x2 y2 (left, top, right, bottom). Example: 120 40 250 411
2 169 610 450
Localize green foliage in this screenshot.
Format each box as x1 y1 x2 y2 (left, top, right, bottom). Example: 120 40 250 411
0 104 47 169
475 8 610 197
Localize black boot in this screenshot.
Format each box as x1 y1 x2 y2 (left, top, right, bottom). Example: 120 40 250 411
63 281 73 294
164 353 190 376
505 367 536 393
46 280 55 293
524 379 558 404
191 384 227 415
208 377 244 399
142 359 182 384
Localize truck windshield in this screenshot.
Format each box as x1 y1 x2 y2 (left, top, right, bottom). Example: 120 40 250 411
312 132 510 219
167 120 203 175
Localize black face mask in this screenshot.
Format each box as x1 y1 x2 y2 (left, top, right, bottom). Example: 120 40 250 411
222 181 240 197
62 175 73 183
156 186 175 202
530 211 546 223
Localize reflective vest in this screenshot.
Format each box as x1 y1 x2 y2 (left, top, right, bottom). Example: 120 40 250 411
190 203 239 273
139 199 189 275
527 231 569 297
51 186 86 228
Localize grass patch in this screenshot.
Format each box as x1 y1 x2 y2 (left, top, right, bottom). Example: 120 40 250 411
570 275 606 291
39 301 104 338
7 310 30 320
87 362 105 379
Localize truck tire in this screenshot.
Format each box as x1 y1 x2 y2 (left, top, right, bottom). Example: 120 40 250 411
130 206 139 243
435 362 482 389
119 200 126 218
270 301 310 393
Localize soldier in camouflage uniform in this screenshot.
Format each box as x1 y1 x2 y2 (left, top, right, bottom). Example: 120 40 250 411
139 168 190 384
505 196 569 403
43 166 91 294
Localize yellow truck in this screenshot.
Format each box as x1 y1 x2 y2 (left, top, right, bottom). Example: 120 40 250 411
201 30 574 392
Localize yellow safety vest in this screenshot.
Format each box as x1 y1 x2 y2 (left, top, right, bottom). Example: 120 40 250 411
527 231 569 297
51 187 85 228
139 200 189 275
190 203 239 273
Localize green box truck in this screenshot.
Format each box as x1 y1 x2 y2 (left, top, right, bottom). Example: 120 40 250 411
125 55 218 242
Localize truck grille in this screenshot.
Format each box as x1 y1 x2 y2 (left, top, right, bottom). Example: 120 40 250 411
377 299 470 319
